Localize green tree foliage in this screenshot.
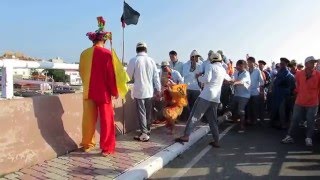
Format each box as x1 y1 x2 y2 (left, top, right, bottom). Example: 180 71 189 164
46 69 67 82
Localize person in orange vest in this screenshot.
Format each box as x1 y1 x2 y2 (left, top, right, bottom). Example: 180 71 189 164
79 17 119 156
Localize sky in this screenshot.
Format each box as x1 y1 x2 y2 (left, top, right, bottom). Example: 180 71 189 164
1 0 320 65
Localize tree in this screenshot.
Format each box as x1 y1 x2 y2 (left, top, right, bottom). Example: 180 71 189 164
46 69 67 82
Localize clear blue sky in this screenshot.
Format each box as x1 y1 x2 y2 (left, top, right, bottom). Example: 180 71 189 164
1 0 320 65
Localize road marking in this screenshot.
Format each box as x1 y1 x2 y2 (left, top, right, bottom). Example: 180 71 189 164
245 152 277 155
287 151 312 154
170 124 236 179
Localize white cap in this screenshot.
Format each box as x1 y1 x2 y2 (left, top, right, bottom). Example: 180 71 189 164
209 53 222 62
190 50 201 57
305 56 317 63
136 42 147 48
161 61 170 67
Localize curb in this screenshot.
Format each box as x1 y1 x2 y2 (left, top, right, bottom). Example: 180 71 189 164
115 126 210 180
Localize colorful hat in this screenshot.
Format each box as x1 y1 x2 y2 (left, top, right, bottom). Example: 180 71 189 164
86 16 112 42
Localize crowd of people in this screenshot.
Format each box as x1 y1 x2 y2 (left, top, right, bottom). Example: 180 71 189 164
79 17 319 157
127 44 320 148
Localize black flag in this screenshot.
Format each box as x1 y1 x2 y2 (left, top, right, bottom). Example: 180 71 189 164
121 1 140 28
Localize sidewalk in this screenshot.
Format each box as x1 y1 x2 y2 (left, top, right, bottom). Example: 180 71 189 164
1 123 206 180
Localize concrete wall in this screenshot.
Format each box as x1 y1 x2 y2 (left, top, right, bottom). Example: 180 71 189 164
0 93 139 175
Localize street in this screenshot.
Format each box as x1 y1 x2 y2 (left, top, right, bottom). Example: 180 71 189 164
150 122 320 180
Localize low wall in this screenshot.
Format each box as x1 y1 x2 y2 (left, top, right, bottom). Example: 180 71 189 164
0 93 139 175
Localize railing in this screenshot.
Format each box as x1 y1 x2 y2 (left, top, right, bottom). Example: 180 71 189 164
0 59 79 99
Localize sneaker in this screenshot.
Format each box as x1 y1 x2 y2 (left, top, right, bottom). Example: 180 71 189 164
281 135 294 144
305 138 313 147
134 133 150 142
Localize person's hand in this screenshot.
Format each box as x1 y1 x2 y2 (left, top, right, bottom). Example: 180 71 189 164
114 95 119 99
154 91 161 101
195 73 203 78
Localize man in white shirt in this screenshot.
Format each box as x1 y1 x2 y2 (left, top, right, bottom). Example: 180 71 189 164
169 50 184 75
182 50 203 111
127 42 161 142
231 60 251 132
246 57 264 125
176 53 231 147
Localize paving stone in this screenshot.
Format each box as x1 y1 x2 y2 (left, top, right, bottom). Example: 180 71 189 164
31 165 49 174
13 172 24 177
4 173 19 179
90 159 113 167
93 169 119 177
5 123 189 179
16 174 39 180
67 160 94 169
19 169 46 179
94 175 114 180
45 161 71 171
42 165 69 176
69 157 91 164
51 158 70 165
43 172 68 180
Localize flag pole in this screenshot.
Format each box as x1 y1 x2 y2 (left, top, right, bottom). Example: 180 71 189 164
122 27 125 64
122 0 125 64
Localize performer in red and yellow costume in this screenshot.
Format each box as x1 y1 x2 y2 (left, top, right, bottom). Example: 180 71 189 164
160 63 188 134
79 16 118 156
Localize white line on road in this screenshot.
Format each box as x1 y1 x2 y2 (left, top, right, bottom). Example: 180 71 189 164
245 152 277 155
170 124 236 180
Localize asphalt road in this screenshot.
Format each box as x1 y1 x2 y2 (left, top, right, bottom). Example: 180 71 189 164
150 122 320 180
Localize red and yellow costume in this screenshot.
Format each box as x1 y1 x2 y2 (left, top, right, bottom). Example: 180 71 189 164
161 72 188 130
79 17 118 153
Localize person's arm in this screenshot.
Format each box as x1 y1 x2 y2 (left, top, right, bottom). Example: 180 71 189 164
234 72 250 89
198 65 212 83
126 58 135 80
79 53 84 79
258 70 265 93
106 53 118 97
176 71 184 84
152 61 161 93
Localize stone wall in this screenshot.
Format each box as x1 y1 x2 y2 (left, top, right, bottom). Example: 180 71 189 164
0 93 139 175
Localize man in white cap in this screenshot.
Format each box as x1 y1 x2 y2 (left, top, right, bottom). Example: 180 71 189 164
199 50 214 74
176 52 232 147
182 50 203 111
127 42 161 142
282 56 320 147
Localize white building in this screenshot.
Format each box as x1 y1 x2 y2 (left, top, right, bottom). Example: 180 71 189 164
65 70 82 85
48 57 64 63
13 68 31 79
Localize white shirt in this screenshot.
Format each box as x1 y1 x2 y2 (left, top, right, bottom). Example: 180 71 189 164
182 60 203 90
233 70 251 98
198 62 231 103
249 67 264 96
160 69 183 84
127 52 161 99
200 59 211 74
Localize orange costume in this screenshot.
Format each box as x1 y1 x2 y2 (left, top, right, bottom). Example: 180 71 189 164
79 17 118 154
161 72 188 130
